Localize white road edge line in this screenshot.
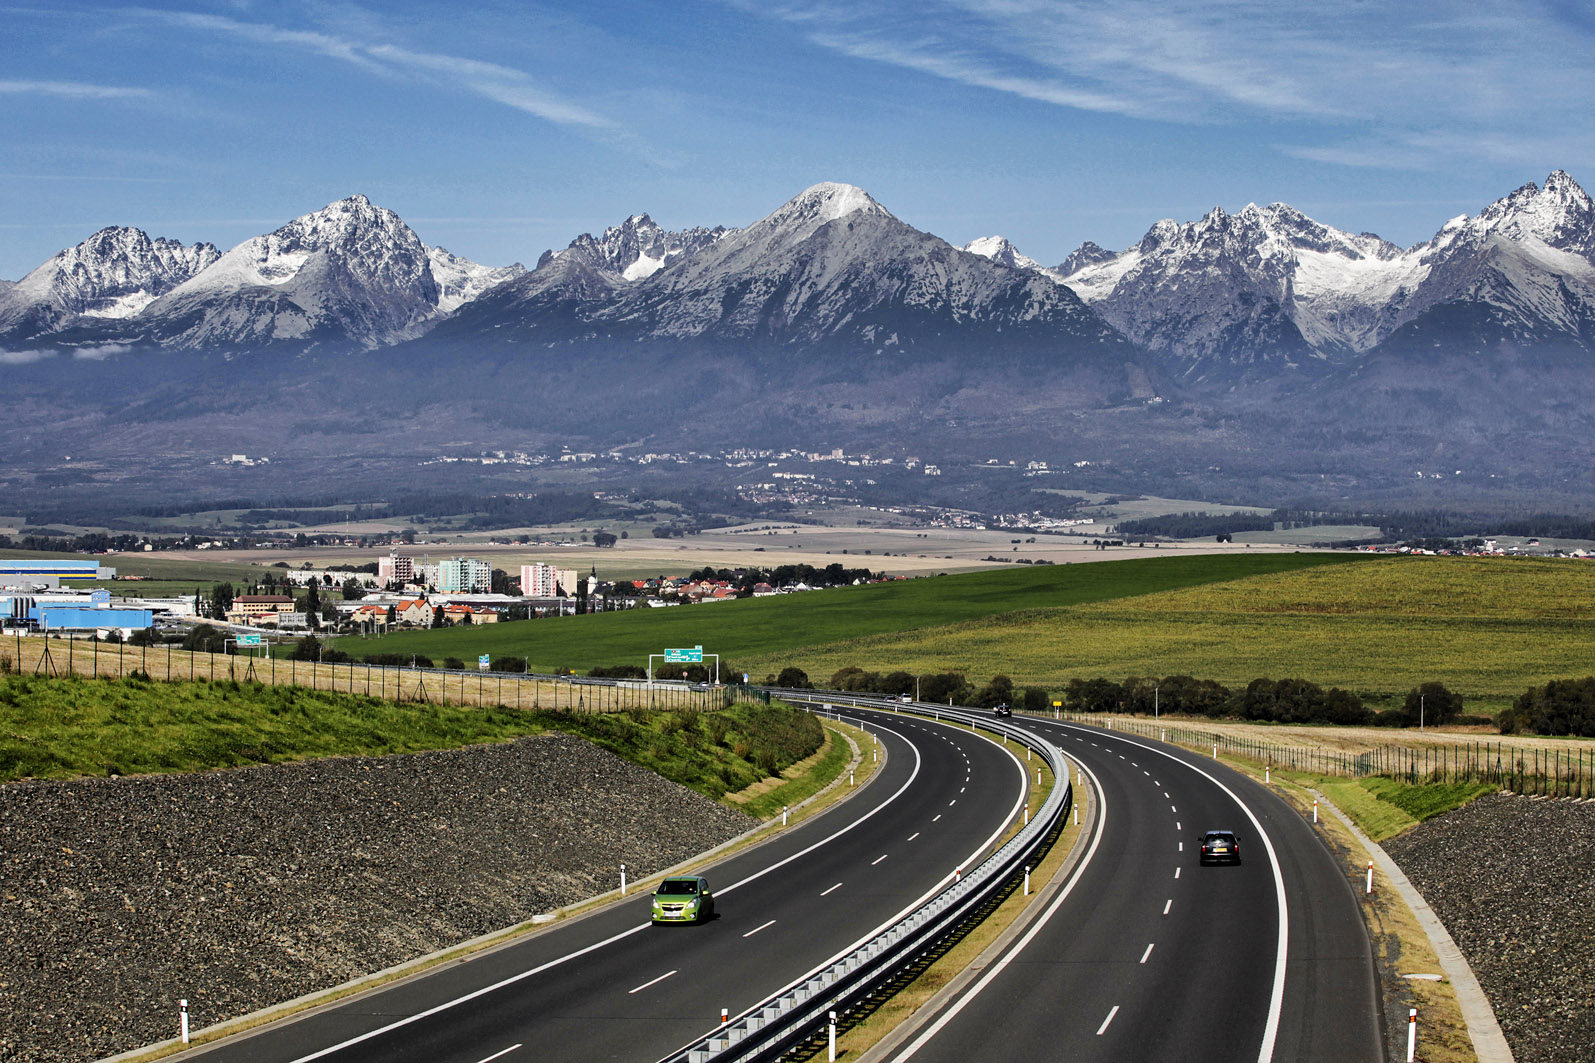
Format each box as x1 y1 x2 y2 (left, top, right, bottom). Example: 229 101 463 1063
280 716 934 1063
1072 724 1292 1063
1139 943 1154 964
886 753 1108 1061
472 1040 523 1059
743 920 776 939
628 970 678 994
1097 1005 1120 1035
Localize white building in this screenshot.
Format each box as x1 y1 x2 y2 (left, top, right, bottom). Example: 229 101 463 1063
378 553 415 585
520 562 559 597
439 557 492 593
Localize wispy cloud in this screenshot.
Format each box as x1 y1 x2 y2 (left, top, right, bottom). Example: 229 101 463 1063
0 79 152 100
0 348 56 365
132 8 624 135
741 0 1595 169
71 343 132 361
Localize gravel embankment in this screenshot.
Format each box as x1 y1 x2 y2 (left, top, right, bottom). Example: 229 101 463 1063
0 736 757 1063
1383 792 1595 1063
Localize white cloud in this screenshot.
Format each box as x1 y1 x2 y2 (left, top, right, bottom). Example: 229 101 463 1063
133 9 625 136
0 80 152 100
0 348 56 365
741 0 1595 169
71 343 133 361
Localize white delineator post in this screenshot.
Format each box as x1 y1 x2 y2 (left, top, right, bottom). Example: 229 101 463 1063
1406 1009 1417 1061
1366 861 1374 894
849 769 855 786
1213 744 1218 758
1024 864 1031 895
179 999 190 1044
782 805 789 826
1313 799 1319 824
721 1007 729 1025
620 863 627 896
828 1010 838 1062
1266 766 1271 784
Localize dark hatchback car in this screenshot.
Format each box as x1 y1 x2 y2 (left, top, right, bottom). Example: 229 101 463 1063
993 704 1012 717
1198 830 1242 865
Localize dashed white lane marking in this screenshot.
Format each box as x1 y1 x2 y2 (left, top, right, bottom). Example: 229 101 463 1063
1163 899 1172 915
960 787 966 793
1175 867 1181 879
933 814 942 822
949 799 957 806
907 832 920 842
1163 792 1169 798
1171 805 1178 814
1143 771 1150 776
821 882 843 896
743 920 776 938
872 854 889 866
1176 821 1181 831
1140 943 1155 964
628 970 677 994
474 1045 521 1063
1097 1006 1120 1035
1178 842 1184 852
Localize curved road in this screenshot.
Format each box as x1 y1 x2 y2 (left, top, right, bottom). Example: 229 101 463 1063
872 716 1381 1063
182 710 1028 1063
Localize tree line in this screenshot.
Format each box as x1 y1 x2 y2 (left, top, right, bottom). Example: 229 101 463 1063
1062 675 1471 728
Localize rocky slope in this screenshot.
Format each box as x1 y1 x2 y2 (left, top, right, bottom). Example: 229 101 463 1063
1383 793 1595 1063
0 736 756 1063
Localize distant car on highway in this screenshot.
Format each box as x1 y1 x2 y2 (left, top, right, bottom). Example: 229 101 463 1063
899 694 913 703
1198 830 1242 865
993 704 1012 717
651 875 715 924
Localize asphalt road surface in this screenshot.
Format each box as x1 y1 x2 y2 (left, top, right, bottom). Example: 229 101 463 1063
180 708 1028 1063
872 716 1382 1063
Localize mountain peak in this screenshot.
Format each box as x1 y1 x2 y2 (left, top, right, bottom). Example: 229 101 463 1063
963 235 1041 272
773 183 892 226
1472 170 1595 257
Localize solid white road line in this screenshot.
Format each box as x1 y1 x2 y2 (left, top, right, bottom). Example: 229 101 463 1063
473 1045 521 1063
743 920 776 939
883 755 1109 1062
1097 1006 1120 1035
1140 943 1154 964
821 882 843 896
629 970 678 994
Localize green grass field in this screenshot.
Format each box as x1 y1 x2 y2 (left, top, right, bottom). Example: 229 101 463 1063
0 672 827 804
763 556 1595 708
331 553 1367 675
333 553 1595 712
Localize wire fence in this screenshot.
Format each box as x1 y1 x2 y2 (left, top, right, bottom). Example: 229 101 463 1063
1065 713 1595 799
0 631 724 714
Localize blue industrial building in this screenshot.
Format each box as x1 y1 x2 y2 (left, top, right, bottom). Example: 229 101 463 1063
0 559 116 587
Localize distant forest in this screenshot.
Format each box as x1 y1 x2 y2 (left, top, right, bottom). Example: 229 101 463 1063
1115 508 1595 543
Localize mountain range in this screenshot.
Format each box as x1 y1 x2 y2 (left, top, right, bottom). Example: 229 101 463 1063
4 172 1595 507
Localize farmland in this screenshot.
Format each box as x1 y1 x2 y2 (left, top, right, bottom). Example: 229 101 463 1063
330 553 1595 715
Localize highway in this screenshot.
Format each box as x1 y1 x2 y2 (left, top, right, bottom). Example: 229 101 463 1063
180 709 1029 1063
872 716 1382 1063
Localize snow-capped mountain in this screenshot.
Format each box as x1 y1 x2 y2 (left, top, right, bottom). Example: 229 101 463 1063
0 195 522 351
593 182 1128 351
962 235 1048 275
537 213 729 281
0 227 219 339
427 247 525 315
1047 171 1595 381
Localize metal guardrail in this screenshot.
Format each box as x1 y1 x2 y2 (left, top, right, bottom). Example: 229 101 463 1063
658 692 1073 1063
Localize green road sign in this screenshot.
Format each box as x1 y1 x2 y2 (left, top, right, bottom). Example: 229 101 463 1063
664 646 703 663
236 634 263 647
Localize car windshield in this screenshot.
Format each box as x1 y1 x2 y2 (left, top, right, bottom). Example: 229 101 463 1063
1205 834 1235 845
658 879 699 895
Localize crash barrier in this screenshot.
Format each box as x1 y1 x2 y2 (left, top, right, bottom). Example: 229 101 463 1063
1068 711 1595 798
657 692 1072 1063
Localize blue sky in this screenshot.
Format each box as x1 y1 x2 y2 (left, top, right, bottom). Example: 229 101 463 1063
3 0 1593 279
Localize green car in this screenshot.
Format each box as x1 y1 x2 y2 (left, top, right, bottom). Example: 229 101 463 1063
651 875 716 925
